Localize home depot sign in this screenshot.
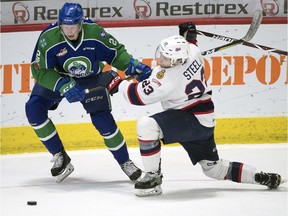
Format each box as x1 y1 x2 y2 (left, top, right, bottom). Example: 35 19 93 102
1 54 286 94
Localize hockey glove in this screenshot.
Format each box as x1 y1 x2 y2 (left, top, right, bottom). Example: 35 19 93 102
125 58 152 81
136 69 152 82
56 77 85 103
179 22 198 45
106 70 123 95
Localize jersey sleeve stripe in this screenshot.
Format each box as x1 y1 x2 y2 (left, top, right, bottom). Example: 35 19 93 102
127 83 145 105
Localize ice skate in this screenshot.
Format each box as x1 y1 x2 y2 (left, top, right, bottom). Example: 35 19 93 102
255 172 282 189
135 171 163 197
51 149 74 183
120 159 142 181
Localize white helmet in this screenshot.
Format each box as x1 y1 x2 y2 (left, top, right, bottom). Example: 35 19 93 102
156 35 190 67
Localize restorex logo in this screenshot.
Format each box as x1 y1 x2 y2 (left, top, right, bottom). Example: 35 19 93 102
12 2 30 24
134 2 249 19
64 57 92 78
32 5 122 22
133 0 152 19
260 0 280 16
155 2 249 16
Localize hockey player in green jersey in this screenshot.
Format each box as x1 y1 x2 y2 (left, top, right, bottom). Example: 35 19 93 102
25 2 151 183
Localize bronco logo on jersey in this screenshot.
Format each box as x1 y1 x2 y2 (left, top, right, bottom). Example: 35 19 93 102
64 57 92 78
56 47 68 57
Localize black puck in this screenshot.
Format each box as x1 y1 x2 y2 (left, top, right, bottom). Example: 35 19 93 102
27 201 37 206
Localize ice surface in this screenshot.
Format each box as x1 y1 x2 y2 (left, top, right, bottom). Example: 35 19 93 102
1 144 287 216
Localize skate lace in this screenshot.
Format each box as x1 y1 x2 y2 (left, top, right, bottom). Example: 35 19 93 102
51 152 64 169
140 172 154 182
139 172 160 183
121 159 138 176
259 172 272 185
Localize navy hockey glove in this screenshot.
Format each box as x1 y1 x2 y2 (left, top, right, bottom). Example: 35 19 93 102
56 77 85 103
125 58 151 81
136 69 151 82
106 70 123 95
179 22 198 45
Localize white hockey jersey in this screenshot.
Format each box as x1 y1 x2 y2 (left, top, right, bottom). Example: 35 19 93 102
118 44 216 128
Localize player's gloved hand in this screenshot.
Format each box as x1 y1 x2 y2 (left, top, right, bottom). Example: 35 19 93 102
136 69 151 82
125 58 151 81
56 76 85 103
179 22 198 45
106 70 123 95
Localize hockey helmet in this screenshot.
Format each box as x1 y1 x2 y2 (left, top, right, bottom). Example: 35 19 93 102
155 35 190 67
58 3 83 25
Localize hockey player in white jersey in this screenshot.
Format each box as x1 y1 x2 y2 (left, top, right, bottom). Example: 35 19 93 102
105 30 282 196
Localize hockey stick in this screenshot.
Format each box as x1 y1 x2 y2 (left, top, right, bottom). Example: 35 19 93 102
84 74 137 94
196 30 288 56
200 10 263 56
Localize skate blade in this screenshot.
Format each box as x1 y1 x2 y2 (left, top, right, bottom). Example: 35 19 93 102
56 163 74 183
135 185 162 197
267 177 286 189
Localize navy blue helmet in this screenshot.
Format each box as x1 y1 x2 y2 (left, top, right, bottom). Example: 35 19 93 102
58 3 83 25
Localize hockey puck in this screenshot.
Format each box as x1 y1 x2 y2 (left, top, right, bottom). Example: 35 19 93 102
27 201 37 206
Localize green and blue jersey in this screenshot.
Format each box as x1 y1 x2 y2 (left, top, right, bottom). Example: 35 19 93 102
31 18 131 91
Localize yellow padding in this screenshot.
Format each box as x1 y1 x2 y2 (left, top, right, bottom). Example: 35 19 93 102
1 117 287 154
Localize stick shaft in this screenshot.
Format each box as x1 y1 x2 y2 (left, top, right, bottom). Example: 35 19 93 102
201 39 244 56
85 74 137 93
197 30 288 56
200 10 264 56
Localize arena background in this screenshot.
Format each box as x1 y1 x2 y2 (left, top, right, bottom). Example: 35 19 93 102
1 0 287 154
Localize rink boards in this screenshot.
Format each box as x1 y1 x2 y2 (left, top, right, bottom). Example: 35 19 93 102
0 24 287 154
1 117 287 154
